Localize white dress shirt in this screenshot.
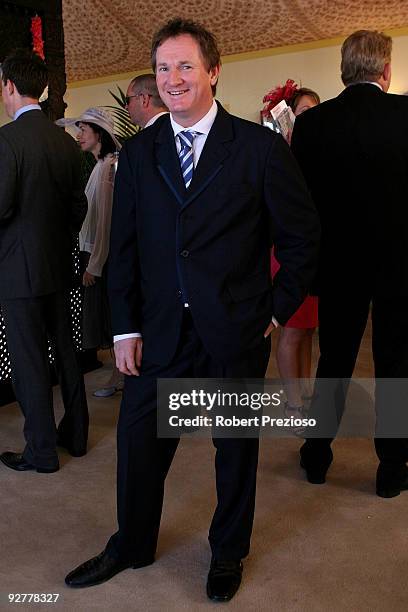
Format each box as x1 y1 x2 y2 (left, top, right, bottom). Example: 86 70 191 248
347 81 383 91
144 111 169 129
170 99 218 165
14 104 41 120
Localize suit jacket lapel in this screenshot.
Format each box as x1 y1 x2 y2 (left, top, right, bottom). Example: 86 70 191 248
183 103 233 209
154 103 234 209
155 117 186 206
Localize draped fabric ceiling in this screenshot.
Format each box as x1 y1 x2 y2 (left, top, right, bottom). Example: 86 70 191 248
63 0 408 82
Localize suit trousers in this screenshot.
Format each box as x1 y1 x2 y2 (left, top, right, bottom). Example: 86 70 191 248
303 290 408 470
1 291 89 469
106 309 271 564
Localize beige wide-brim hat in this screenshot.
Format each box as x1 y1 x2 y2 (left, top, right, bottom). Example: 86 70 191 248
56 107 122 151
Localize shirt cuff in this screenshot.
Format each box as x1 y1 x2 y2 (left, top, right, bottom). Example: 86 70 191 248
114 333 142 342
271 316 280 328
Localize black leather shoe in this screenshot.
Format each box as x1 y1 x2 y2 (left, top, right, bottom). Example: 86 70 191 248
376 466 408 498
299 444 333 484
65 549 154 588
0 452 59 473
206 558 243 602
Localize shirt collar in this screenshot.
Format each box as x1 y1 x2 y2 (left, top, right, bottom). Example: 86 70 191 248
347 81 383 91
14 104 42 121
144 111 169 129
170 99 218 138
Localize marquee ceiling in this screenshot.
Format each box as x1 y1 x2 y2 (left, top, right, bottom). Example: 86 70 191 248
62 0 408 82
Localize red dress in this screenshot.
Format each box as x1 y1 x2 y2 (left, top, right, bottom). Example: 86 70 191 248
271 250 318 328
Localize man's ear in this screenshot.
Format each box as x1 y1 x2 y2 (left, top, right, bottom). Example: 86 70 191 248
381 62 392 91
5 79 15 95
209 64 220 87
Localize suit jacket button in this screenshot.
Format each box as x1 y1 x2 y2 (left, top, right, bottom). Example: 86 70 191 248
177 290 182 297
180 250 189 258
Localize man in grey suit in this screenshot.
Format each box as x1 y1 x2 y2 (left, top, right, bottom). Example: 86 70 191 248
0 49 89 473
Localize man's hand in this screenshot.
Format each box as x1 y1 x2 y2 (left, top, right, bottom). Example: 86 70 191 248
82 270 96 287
114 337 143 376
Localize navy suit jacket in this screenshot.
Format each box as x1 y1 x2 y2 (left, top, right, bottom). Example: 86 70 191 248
108 102 320 366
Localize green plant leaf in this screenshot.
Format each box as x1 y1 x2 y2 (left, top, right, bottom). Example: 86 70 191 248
105 85 141 141
108 89 125 107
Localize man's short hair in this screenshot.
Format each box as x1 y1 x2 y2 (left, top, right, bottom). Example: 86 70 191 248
129 73 167 109
151 17 221 95
341 30 392 86
1 48 48 99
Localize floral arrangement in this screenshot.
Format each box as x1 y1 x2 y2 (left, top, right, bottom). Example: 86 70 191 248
31 16 45 59
261 79 298 117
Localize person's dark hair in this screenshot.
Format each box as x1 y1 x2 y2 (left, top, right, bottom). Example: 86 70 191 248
0 48 48 99
82 122 116 159
290 87 320 113
151 17 221 95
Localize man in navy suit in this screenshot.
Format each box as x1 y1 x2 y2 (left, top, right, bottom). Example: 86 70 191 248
66 18 320 600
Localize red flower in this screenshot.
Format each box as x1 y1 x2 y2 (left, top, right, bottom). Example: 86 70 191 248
261 79 298 117
31 16 45 60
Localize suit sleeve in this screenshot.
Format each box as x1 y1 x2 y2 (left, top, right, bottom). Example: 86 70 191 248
107 143 141 335
0 134 17 223
264 134 320 324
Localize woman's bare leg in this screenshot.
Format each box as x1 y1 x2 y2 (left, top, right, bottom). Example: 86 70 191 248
276 327 308 408
299 328 315 398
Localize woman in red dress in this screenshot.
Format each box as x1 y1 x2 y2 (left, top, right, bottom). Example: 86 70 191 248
265 84 320 417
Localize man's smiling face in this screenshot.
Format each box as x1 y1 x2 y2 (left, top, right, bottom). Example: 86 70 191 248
155 34 219 127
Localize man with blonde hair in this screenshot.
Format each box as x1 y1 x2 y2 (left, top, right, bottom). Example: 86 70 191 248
292 30 408 497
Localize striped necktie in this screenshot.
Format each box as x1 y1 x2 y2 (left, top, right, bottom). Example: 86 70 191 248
178 130 198 189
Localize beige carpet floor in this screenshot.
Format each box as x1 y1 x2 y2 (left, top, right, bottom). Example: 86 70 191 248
0 323 407 611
